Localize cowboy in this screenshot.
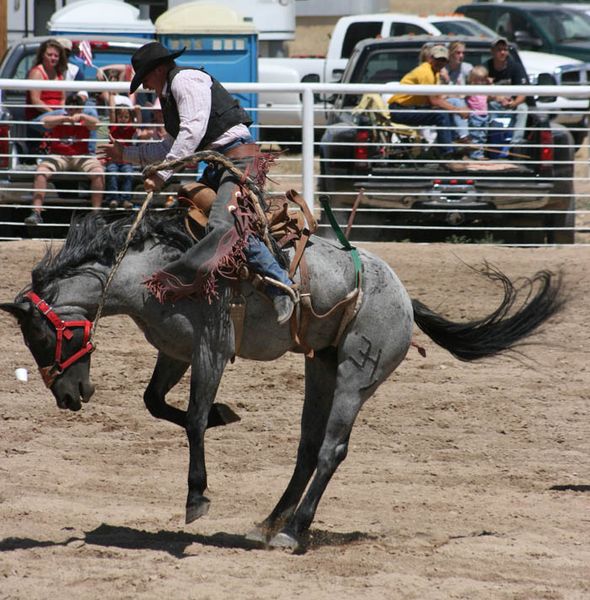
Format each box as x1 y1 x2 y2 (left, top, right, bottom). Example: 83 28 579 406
99 42 294 324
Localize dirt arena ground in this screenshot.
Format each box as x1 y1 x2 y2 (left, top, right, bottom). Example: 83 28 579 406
0 240 588 599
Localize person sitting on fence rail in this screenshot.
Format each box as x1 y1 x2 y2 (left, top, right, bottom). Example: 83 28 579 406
465 66 491 160
439 41 473 143
485 37 529 147
25 94 104 226
388 44 471 158
104 93 141 209
25 39 68 156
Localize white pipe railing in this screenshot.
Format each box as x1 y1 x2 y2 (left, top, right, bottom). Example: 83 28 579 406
0 79 588 244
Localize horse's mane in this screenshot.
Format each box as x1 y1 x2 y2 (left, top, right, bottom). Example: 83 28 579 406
30 210 194 301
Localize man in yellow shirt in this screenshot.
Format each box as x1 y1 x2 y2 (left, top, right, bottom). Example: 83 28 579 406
388 45 470 157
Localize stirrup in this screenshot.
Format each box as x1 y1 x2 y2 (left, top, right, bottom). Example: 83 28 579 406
262 276 299 304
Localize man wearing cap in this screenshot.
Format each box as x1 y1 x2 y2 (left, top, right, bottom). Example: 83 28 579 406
99 41 295 324
56 38 85 82
388 44 471 157
485 38 528 146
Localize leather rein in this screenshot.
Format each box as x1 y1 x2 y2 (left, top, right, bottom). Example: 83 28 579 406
24 291 95 388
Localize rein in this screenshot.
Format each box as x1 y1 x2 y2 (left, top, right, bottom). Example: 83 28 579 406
92 150 260 338
25 290 95 388
26 151 260 387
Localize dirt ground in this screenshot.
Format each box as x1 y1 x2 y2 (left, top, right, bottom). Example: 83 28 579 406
0 240 588 600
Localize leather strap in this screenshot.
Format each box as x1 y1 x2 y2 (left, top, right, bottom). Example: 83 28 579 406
223 143 259 159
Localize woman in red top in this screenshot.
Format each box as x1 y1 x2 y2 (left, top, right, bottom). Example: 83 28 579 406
26 39 68 120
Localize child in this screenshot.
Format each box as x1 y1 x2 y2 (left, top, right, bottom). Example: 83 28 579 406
465 65 490 160
105 94 141 208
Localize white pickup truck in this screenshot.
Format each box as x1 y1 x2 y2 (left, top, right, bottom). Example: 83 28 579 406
260 12 589 143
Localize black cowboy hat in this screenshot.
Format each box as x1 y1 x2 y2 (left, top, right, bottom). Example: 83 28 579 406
129 41 186 93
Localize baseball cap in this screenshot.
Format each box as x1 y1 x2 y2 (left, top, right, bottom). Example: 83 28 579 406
491 37 509 48
56 37 73 52
430 45 449 60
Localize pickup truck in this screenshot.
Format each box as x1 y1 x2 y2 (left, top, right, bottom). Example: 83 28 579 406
264 13 589 144
318 35 576 244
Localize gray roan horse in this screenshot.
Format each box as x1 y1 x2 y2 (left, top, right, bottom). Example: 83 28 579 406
1 210 563 551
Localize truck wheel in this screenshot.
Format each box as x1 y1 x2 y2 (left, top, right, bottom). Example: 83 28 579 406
546 194 575 245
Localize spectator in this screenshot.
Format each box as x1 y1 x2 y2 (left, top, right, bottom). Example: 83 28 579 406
56 37 85 82
25 39 68 121
25 95 104 225
485 37 528 146
465 66 491 160
96 63 139 107
26 39 68 157
418 42 434 64
105 94 141 208
440 41 473 142
134 98 165 142
388 44 470 157
440 41 472 85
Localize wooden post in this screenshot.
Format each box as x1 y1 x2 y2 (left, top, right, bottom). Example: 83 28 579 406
0 0 6 59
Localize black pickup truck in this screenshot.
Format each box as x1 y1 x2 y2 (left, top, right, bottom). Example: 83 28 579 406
318 35 576 243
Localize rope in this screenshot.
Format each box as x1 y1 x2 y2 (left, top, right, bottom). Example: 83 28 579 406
90 150 260 341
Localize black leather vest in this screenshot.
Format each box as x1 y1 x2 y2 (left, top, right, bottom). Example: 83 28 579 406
160 66 252 150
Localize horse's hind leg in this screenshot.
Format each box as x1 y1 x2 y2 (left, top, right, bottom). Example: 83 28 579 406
268 360 365 551
247 347 337 542
269 316 411 550
144 351 239 429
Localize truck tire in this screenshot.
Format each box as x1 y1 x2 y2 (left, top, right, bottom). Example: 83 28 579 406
546 191 575 245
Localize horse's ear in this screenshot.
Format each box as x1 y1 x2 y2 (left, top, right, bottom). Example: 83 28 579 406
0 302 31 320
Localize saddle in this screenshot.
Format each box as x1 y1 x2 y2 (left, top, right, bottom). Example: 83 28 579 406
178 182 317 278
178 182 361 359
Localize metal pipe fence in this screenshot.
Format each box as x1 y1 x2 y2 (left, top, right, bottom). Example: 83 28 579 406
0 79 588 244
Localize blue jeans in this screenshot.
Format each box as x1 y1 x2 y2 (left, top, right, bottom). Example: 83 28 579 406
468 113 489 159
198 135 290 287
106 162 134 204
389 104 454 154
488 100 528 146
84 99 99 153
446 97 469 139
245 235 291 293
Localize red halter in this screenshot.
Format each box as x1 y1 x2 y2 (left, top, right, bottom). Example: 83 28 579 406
25 291 95 388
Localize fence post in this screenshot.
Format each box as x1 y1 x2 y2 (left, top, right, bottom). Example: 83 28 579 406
301 86 315 212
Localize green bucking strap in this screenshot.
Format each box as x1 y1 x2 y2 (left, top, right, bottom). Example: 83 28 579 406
319 195 363 288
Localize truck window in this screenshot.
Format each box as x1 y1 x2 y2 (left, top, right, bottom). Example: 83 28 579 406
389 23 428 37
530 9 590 43
15 54 36 79
341 22 383 59
360 50 416 84
459 7 495 30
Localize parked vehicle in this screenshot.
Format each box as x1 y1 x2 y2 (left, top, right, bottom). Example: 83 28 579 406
263 12 589 141
456 3 590 61
318 35 576 244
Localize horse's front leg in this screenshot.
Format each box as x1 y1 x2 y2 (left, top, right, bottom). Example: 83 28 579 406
185 320 233 524
145 351 240 429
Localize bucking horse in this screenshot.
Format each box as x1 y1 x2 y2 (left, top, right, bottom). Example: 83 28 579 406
0 154 563 552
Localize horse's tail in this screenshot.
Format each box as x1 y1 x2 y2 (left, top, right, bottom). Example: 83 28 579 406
411 265 564 361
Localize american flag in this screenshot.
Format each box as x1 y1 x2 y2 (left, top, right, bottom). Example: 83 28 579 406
78 40 94 67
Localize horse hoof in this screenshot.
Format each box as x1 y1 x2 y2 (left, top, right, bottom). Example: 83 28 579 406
185 497 210 524
269 531 299 551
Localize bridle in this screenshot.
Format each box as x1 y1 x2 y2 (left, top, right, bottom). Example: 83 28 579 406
25 291 95 388
20 190 156 390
